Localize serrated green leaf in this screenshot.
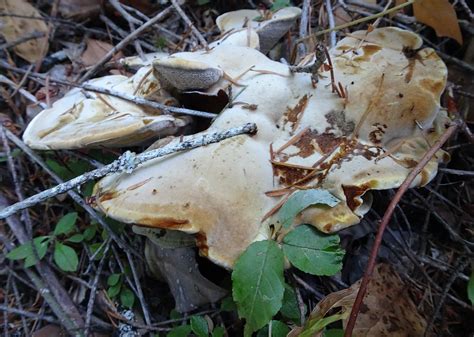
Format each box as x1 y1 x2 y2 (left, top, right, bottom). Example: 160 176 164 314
277 190 339 229
468 271 474 305
120 287 135 308
107 283 121 298
212 326 225 337
67 234 84 243
107 273 121 286
232 240 285 337
54 212 78 236
167 325 192 337
280 284 305 323
283 225 344 276
191 316 208 337
53 242 78 272
256 320 290 337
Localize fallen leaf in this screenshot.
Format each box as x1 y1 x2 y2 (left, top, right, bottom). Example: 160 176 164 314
80 38 123 68
413 0 463 44
289 264 427 337
0 0 49 62
345 264 427 336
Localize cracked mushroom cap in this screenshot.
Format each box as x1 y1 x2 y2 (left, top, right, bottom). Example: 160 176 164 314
216 7 301 53
23 66 189 149
94 27 448 268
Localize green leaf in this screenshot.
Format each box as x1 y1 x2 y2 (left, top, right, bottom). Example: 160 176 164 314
277 190 339 229
54 212 78 236
67 234 84 243
283 225 344 276
232 240 285 337
107 283 121 298
7 243 34 260
197 0 210 5
220 296 237 312
271 0 291 11
300 312 347 337
256 320 290 337
53 242 79 272
89 242 106 260
46 158 72 180
468 271 474 306
323 329 344 337
83 226 97 241
212 326 225 337
7 236 50 268
24 236 51 267
280 284 305 323
107 273 121 286
0 148 21 163
191 316 209 337
120 287 135 308
167 325 192 337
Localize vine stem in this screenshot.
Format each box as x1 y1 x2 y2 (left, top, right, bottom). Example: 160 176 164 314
0 123 257 219
343 119 461 337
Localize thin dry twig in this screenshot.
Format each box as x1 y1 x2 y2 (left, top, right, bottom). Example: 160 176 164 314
424 258 470 336
344 119 462 337
170 0 209 50
298 0 414 42
324 0 336 47
0 61 217 119
79 6 172 82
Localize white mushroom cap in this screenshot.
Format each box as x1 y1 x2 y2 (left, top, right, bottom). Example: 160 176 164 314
94 27 448 268
23 67 189 149
216 7 301 53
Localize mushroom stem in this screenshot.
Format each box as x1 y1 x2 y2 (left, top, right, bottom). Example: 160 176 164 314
0 123 257 219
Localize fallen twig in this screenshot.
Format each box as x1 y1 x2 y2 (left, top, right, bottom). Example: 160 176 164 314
0 61 217 119
324 0 336 47
344 119 461 337
298 0 414 42
79 6 172 82
0 123 257 219
170 0 209 50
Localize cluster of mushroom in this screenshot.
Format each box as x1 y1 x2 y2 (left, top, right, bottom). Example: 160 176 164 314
24 7 449 269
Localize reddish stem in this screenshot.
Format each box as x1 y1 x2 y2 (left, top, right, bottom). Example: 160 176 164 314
343 120 461 337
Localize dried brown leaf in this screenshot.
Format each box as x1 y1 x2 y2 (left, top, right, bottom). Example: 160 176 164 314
413 0 463 44
0 0 49 62
80 39 123 68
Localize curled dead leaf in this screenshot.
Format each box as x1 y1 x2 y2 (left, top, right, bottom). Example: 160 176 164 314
0 0 49 62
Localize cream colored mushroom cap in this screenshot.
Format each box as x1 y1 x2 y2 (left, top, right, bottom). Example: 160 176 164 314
216 7 301 53
94 27 449 268
22 67 189 149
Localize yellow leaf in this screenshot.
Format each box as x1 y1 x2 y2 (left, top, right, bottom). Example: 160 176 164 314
0 0 49 63
413 0 463 44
